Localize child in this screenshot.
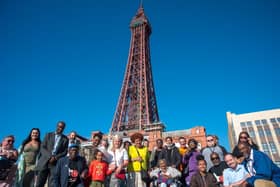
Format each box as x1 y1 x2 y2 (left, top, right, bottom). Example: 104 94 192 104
189 155 218 187
88 149 111 187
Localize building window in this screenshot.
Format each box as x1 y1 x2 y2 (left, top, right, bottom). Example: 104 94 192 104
275 161 280 168
258 129 265 137
249 131 256 138
269 142 277 154
270 118 277 124
264 129 272 136
240 122 246 127
262 143 269 154
246 121 253 127
255 120 261 126
275 128 280 136
261 119 268 125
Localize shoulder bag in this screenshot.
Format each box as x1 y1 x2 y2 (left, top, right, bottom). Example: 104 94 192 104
135 147 150 183
113 150 126 180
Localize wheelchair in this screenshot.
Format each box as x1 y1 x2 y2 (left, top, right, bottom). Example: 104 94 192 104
150 176 183 187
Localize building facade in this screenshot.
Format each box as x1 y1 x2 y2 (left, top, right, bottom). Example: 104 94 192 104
162 126 207 149
227 109 280 167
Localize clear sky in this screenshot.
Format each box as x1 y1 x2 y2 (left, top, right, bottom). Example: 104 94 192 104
1 0 280 149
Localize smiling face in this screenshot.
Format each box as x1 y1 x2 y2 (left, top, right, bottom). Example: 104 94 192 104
92 136 101 147
124 141 131 150
239 132 249 143
206 136 215 147
2 136 15 149
95 151 103 161
159 160 167 172
134 138 142 148
198 160 207 173
179 138 186 148
238 142 251 159
156 139 163 148
143 140 149 147
69 147 79 160
165 137 172 146
56 122 65 134
31 129 39 140
188 139 197 150
210 153 220 166
224 154 237 169
69 132 76 140
113 138 122 149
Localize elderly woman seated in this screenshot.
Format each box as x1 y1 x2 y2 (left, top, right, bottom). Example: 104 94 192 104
150 159 181 187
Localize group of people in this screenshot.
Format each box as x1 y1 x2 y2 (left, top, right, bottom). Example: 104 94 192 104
0 121 280 187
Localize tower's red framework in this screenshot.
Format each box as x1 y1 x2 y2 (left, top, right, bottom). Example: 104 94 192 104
110 5 164 134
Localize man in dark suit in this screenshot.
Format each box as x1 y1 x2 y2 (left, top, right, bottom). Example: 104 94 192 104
35 121 69 187
54 144 88 187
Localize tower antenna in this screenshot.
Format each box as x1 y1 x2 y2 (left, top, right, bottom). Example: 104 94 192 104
140 0 143 8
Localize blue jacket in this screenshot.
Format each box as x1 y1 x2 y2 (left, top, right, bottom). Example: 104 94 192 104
54 155 88 187
243 149 280 186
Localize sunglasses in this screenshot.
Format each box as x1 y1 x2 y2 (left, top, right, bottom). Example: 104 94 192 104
211 157 219 161
207 139 214 142
6 139 14 143
240 136 248 139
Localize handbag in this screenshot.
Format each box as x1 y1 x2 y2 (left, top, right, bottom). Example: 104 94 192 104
183 164 189 175
115 169 126 180
135 147 150 183
113 150 126 180
140 169 150 182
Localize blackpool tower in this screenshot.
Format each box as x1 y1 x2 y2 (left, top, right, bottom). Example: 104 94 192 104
110 4 164 140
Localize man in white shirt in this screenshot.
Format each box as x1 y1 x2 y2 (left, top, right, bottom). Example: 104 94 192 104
223 153 250 187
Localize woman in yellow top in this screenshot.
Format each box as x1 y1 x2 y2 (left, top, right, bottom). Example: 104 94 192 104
127 132 150 187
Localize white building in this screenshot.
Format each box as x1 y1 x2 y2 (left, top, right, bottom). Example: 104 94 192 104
226 109 280 167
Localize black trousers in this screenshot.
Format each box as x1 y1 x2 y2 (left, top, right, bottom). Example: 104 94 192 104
35 165 56 187
22 170 35 187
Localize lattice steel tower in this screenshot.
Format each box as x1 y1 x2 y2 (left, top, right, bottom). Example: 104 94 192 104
110 5 164 135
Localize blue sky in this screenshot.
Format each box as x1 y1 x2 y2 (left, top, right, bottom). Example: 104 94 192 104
1 0 279 150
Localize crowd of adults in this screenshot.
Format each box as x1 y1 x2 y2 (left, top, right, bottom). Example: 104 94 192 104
0 121 280 187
